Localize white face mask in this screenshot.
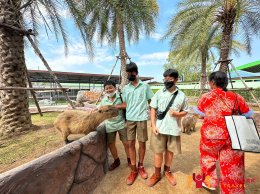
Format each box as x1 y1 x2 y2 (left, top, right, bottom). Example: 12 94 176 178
106 91 116 98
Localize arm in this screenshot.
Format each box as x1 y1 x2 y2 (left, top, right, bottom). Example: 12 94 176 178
237 94 254 118
169 109 188 118
151 107 159 135
146 85 154 106
169 95 189 118
115 102 126 110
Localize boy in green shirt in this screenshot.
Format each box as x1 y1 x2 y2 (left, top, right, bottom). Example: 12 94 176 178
147 69 188 187
120 62 154 185
99 80 130 171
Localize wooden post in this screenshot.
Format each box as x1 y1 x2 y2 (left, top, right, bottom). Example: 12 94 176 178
25 67 43 116
26 35 75 109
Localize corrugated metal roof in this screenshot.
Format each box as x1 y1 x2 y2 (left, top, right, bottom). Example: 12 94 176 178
236 60 260 73
28 70 153 84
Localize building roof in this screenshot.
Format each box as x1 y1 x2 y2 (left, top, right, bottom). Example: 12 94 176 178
236 60 260 73
28 70 153 84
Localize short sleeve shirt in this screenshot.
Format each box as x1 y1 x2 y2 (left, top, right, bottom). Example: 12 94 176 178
123 80 154 121
99 93 125 133
150 88 189 136
196 88 251 139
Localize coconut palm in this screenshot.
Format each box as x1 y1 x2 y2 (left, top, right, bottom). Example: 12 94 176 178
164 0 260 73
0 0 90 136
164 23 246 90
79 0 158 87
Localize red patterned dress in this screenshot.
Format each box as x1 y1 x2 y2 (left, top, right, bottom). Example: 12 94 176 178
194 88 253 194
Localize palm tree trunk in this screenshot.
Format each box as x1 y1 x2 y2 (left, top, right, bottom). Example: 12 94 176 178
200 50 207 92
0 1 31 136
219 7 236 73
116 16 128 88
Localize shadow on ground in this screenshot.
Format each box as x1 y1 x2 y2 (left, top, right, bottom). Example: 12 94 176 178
93 120 260 194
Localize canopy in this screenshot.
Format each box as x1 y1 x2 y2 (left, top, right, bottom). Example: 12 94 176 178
236 60 260 73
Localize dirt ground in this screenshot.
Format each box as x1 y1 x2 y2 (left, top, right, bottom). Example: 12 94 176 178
93 120 260 194
1 117 259 194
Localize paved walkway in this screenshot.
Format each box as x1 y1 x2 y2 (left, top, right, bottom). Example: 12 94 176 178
94 120 260 194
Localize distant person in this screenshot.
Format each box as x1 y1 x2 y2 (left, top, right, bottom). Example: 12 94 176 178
120 62 154 185
194 71 254 193
99 80 130 171
147 69 188 187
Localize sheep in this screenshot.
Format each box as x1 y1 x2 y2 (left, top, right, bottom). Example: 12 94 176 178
54 105 119 143
181 114 199 134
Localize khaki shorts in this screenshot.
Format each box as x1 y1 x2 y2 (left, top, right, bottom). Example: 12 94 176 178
150 133 181 154
107 128 127 144
126 121 148 142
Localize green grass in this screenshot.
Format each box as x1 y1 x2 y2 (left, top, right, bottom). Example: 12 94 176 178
31 112 60 126
0 112 63 173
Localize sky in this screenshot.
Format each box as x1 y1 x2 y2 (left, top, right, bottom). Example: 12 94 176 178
25 0 260 82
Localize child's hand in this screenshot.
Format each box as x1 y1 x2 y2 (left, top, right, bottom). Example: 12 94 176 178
169 109 179 117
152 126 159 135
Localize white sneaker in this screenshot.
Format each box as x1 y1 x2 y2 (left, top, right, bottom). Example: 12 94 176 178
202 182 216 191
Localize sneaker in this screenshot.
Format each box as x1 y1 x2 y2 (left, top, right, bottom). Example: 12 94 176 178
109 159 120 171
126 171 138 185
202 182 216 191
147 173 161 187
138 166 148 179
164 171 177 186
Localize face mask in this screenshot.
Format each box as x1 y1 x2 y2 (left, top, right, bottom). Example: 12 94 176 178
106 91 116 98
164 81 174 89
127 75 136 81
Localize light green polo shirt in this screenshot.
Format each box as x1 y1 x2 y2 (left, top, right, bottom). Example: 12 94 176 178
123 79 154 121
99 93 125 133
150 87 189 136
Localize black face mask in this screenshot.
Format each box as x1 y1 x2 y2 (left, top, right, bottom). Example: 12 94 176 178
164 81 174 89
128 75 136 81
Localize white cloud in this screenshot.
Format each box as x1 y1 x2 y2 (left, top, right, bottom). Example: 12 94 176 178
139 51 169 60
25 40 118 74
150 33 162 40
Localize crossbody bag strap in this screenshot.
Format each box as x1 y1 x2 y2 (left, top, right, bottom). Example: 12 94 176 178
212 92 239 115
119 92 123 103
162 90 178 114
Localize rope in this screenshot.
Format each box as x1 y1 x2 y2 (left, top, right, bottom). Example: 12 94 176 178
95 52 131 104
95 56 120 104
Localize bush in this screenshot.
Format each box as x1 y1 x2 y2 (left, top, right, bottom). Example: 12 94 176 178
152 88 260 103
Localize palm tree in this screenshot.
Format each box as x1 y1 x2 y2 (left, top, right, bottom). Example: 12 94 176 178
79 0 158 87
0 0 89 136
164 22 246 90
167 0 260 73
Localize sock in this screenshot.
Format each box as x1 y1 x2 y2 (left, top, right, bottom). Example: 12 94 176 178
155 167 161 176
131 165 137 172
164 165 171 172
114 158 120 163
138 162 143 167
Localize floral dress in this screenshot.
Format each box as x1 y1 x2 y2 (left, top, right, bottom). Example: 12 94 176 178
194 88 253 194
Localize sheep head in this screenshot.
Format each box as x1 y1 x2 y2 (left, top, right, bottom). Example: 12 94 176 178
96 105 119 119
